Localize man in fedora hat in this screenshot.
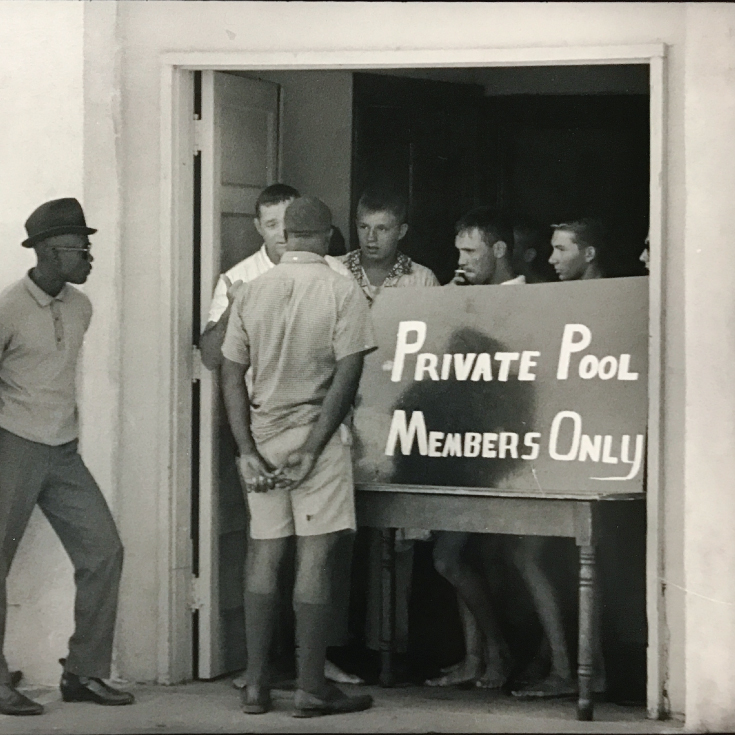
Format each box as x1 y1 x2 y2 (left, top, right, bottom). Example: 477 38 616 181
221 196 375 717
0 198 134 715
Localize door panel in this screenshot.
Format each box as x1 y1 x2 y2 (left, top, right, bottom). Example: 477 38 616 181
197 70 279 679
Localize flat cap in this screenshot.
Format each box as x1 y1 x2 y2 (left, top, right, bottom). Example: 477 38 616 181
284 196 332 235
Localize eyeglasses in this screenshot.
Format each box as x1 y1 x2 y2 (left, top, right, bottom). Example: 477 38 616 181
53 246 92 261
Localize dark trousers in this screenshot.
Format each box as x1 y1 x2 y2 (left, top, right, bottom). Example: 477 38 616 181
0 428 123 684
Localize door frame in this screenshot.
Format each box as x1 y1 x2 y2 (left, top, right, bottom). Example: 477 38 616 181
158 44 667 715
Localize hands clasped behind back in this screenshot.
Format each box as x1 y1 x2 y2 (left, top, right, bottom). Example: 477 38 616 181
236 447 317 493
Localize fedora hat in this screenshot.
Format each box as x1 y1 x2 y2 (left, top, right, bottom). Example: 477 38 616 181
22 198 97 248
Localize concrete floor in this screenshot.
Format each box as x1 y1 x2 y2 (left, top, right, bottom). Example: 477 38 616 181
2 679 683 734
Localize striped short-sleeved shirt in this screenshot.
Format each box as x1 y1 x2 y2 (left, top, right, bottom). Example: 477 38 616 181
222 251 377 443
0 273 92 445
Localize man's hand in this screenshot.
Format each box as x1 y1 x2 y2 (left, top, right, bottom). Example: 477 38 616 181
276 449 318 491
236 452 279 493
223 275 244 308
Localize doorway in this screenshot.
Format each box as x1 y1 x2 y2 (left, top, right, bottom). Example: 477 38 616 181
161 44 666 717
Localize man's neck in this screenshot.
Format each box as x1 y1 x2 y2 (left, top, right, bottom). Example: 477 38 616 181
488 260 515 285
29 265 65 298
581 263 604 280
360 251 399 286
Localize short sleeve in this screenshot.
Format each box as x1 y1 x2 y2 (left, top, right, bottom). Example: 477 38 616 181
221 290 251 367
207 275 229 325
416 264 440 287
0 306 12 357
333 281 377 361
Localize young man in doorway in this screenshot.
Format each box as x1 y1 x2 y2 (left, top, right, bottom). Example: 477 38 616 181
511 220 557 284
427 208 519 691
221 197 375 717
338 187 439 304
503 217 611 699
548 218 607 282
200 183 360 687
431 209 595 699
0 199 134 716
338 187 439 680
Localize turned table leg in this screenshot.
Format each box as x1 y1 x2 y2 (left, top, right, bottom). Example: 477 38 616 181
577 543 596 720
379 527 396 687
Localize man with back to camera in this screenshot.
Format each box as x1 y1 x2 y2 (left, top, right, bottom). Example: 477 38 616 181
200 183 359 686
0 198 134 716
221 196 376 717
338 186 440 680
200 183 351 370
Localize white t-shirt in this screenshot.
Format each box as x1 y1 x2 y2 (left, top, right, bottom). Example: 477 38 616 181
207 244 351 324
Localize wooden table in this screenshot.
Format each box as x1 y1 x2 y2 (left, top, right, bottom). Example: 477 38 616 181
355 484 644 721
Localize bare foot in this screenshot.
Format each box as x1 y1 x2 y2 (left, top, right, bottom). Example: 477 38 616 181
475 667 508 690
438 659 470 676
324 659 364 685
511 672 577 699
425 655 483 687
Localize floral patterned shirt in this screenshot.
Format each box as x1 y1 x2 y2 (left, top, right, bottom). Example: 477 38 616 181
337 250 440 306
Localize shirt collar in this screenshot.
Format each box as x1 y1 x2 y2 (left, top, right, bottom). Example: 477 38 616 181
279 251 328 265
23 271 67 306
344 250 414 305
259 243 275 267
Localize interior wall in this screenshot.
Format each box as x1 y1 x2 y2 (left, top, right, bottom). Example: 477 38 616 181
112 2 687 714
0 0 84 686
246 70 353 238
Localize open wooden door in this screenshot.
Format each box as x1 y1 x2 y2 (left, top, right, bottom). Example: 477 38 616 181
195 71 280 679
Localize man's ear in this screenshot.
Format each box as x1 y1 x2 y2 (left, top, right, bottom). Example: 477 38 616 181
584 245 597 263
398 223 409 241
493 239 508 259
254 218 265 238
524 247 537 264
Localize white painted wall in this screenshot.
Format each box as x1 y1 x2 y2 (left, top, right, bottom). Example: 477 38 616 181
683 4 735 732
0 0 84 686
112 3 689 709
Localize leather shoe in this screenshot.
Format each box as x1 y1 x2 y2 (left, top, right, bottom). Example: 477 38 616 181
10 671 22 688
59 660 134 706
241 684 271 714
293 683 373 718
0 684 43 716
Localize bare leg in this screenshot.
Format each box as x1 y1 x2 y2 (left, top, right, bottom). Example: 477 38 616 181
430 532 507 688
426 596 484 686
508 537 576 698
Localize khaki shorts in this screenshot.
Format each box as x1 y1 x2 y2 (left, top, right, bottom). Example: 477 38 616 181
247 424 356 539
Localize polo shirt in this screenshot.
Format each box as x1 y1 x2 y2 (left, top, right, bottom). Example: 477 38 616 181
207 244 352 324
337 250 440 306
0 273 92 445
222 251 376 444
